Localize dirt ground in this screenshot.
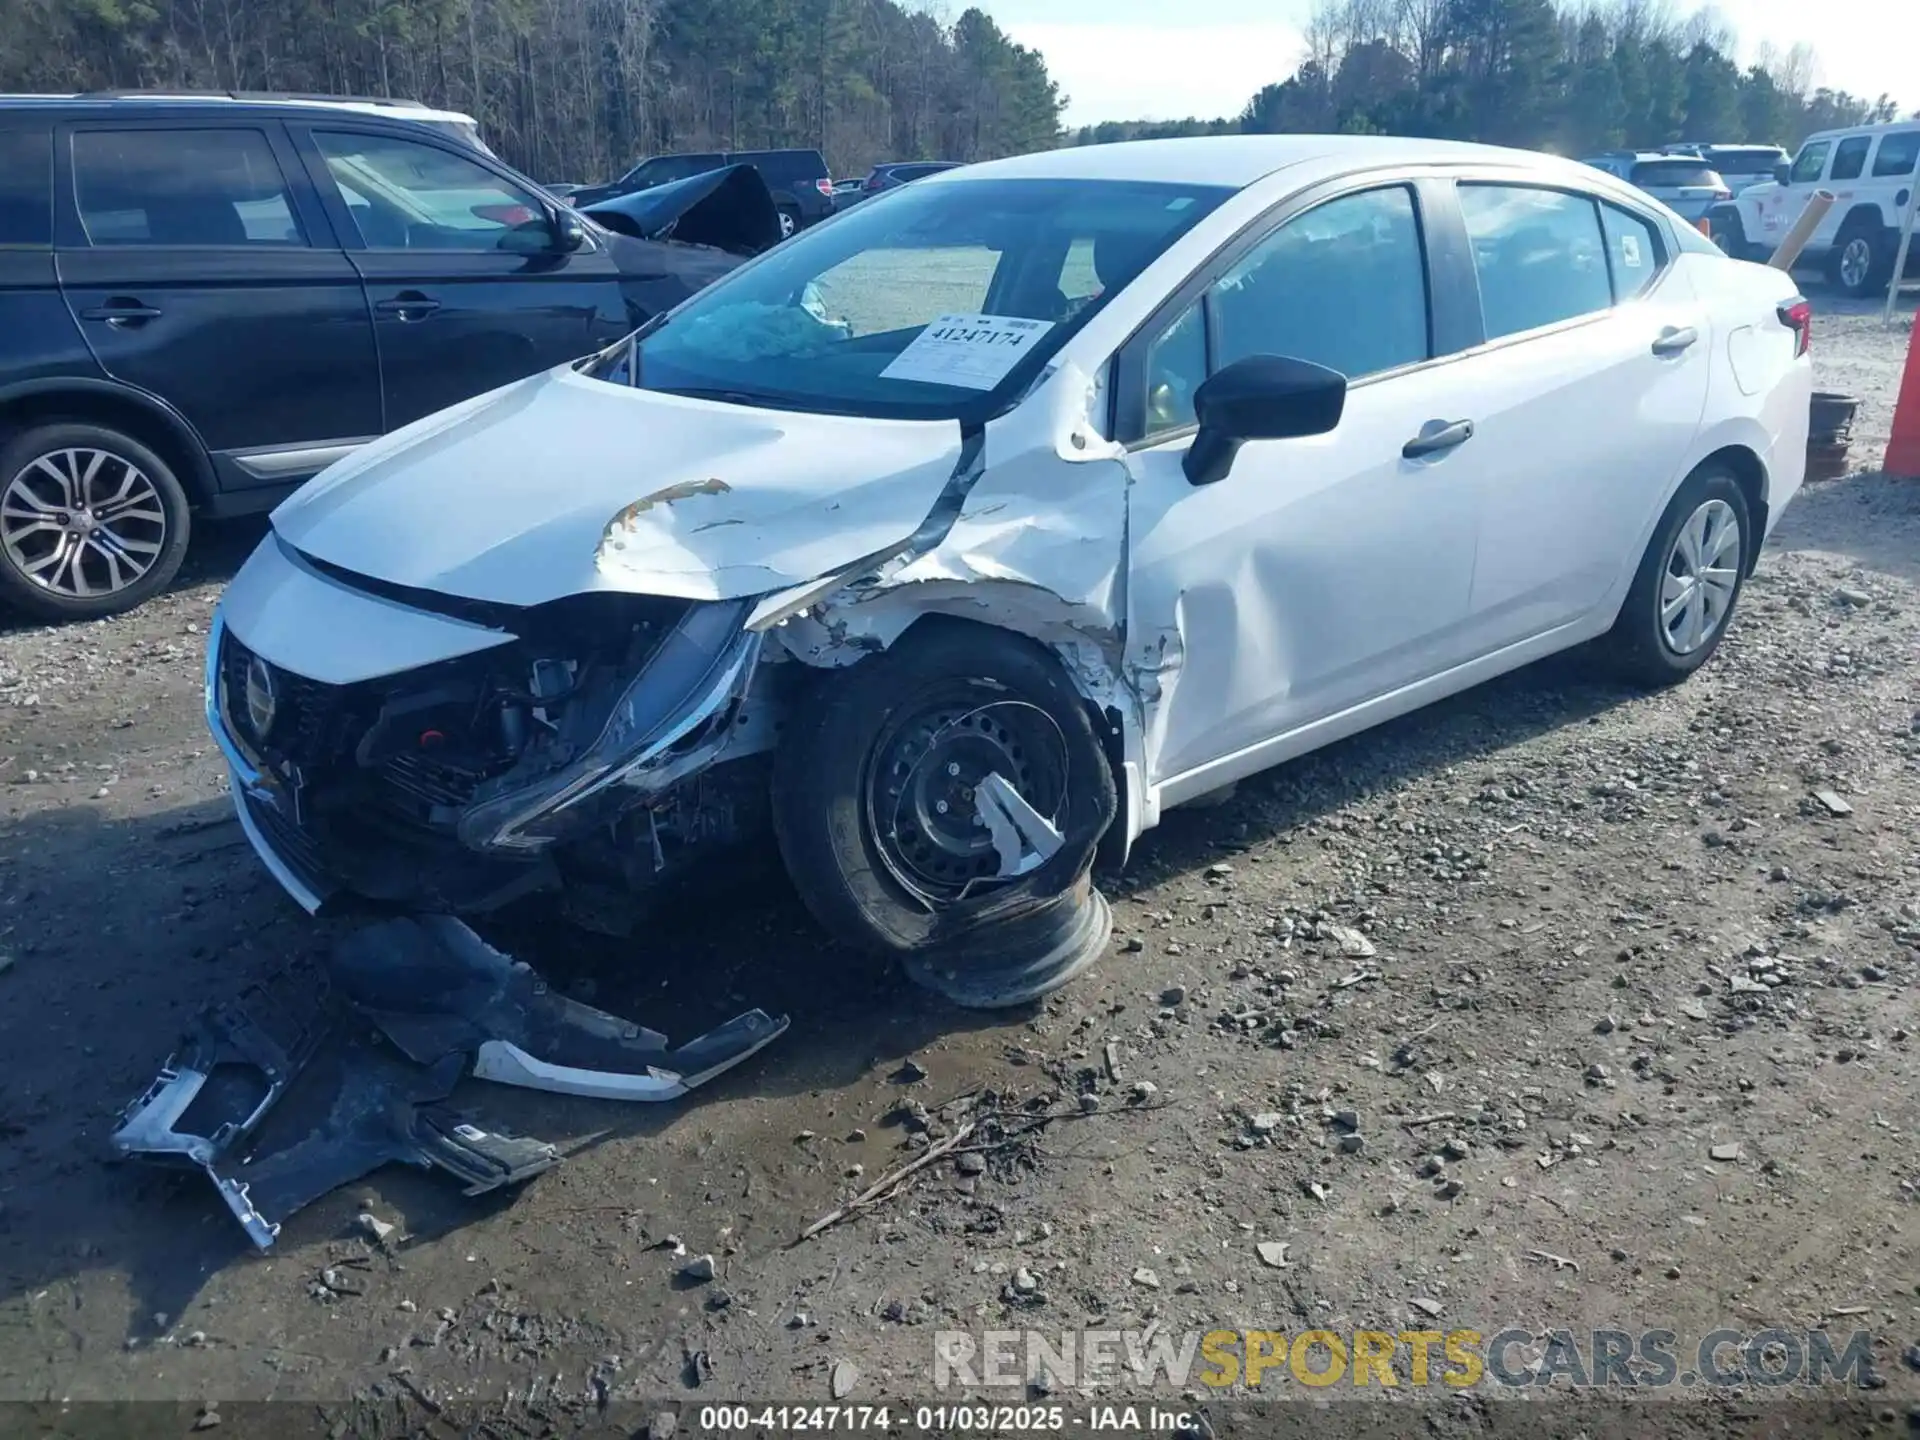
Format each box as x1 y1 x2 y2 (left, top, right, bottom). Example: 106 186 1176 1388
2 289 1918 1439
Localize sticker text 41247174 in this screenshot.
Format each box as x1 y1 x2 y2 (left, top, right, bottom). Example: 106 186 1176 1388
880 313 1054 390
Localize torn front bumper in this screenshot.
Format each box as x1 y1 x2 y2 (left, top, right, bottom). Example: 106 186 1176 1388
205 544 766 915
113 916 788 1249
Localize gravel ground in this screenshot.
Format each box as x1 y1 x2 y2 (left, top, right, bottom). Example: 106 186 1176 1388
1 286 1917 1437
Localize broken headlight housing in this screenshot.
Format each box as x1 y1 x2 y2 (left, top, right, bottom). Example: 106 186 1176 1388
456 597 758 854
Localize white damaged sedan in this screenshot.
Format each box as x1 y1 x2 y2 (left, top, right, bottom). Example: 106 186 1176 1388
208 135 1811 1005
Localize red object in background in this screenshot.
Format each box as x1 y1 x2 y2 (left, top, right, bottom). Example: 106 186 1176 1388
1887 317 1920 480
472 203 536 227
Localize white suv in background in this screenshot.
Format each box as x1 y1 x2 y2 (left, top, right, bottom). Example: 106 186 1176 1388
1710 120 1920 296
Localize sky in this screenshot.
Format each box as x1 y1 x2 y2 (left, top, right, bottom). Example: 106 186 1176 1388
965 0 1914 129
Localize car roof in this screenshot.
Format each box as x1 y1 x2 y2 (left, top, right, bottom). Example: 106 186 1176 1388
926 134 1603 191
0 92 479 125
1803 120 1920 144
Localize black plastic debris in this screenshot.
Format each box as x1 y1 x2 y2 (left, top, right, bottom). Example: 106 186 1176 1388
110 955 334 1170
112 916 788 1249
210 1044 557 1250
331 915 790 1102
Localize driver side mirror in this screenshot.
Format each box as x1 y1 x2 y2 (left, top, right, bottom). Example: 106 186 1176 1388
1774 161 1791 186
1183 355 1346 487
498 209 585 256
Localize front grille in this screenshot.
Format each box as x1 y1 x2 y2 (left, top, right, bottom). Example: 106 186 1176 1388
242 788 335 900
219 630 352 769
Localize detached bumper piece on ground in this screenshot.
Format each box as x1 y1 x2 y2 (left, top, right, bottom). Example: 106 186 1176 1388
110 917 788 1249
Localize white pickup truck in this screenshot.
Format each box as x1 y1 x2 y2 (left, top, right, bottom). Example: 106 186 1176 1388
1708 120 1920 297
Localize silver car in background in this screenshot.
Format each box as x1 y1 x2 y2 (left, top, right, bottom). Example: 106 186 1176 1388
1582 151 1733 222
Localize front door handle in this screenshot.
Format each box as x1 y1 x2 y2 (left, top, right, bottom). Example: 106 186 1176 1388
80 301 162 328
1652 325 1699 356
375 291 441 321
1402 419 1475 459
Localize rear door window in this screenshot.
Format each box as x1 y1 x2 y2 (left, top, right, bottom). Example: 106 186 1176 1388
1873 131 1920 179
1789 141 1831 184
1459 184 1610 340
0 127 53 246
1830 136 1871 182
72 128 306 246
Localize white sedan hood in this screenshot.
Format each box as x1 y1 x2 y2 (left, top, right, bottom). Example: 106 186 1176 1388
271 365 968 606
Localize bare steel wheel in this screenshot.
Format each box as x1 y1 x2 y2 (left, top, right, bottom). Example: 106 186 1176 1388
1659 497 1741 656
866 690 1070 906
0 423 191 621
772 617 1118 1005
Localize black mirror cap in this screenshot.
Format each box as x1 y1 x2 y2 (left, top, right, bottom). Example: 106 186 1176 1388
1183 354 1347 486
1774 161 1791 186
554 213 587 252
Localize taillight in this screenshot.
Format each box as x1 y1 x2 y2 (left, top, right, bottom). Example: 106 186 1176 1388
1777 298 1812 357
1714 187 1732 200
815 178 834 196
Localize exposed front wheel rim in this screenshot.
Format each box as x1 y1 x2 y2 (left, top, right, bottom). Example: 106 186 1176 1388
0 447 168 599
1839 236 1873 289
862 686 1069 909
1659 497 1741 656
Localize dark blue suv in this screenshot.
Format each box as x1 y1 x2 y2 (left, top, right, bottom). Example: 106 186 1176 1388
0 94 755 621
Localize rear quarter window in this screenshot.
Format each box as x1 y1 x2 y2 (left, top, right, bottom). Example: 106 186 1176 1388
1873 131 1920 179
0 126 53 246
1600 203 1666 299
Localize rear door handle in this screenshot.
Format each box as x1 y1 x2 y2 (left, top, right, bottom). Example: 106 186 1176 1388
375 291 441 321
1402 419 1474 459
80 302 162 328
1652 325 1699 356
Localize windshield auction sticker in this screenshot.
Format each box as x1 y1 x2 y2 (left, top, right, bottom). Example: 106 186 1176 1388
880 313 1054 389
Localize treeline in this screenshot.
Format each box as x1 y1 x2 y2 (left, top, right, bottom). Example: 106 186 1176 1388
0 0 1064 184
2 0 1910 190
1076 0 1912 156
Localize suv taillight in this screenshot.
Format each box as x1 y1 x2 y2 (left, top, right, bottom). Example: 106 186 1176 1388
815 178 835 196
1777 298 1812 357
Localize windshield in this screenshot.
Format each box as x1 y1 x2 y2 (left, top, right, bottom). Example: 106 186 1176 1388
586 175 1233 421
1630 161 1721 188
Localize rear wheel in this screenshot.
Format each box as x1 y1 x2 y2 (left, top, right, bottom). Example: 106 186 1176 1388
1829 224 1892 297
776 206 799 240
1600 464 1750 688
0 421 191 621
